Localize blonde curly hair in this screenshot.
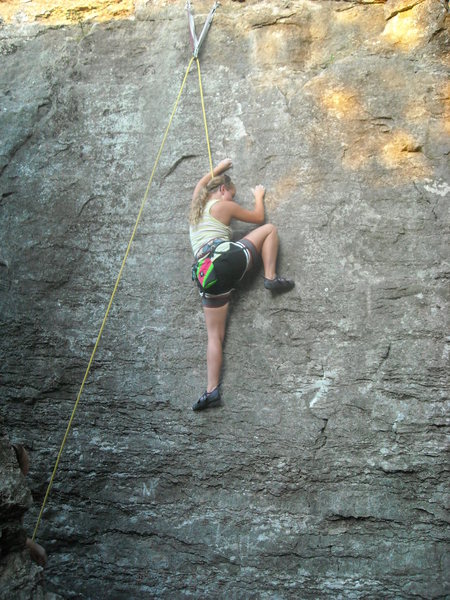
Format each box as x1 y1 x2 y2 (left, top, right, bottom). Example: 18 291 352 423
189 174 234 225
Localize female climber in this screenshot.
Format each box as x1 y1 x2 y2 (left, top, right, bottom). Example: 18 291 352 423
189 158 294 411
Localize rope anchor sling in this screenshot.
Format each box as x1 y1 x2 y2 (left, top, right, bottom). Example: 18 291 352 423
32 1 220 542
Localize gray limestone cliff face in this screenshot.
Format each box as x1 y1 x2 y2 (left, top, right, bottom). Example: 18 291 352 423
0 1 449 598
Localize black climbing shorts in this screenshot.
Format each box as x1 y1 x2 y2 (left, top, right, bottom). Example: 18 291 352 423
199 239 259 308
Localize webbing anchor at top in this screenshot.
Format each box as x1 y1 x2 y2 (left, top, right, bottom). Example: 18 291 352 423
186 0 220 58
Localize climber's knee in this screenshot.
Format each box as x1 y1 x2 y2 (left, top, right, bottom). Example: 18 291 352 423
267 223 277 236
243 223 277 252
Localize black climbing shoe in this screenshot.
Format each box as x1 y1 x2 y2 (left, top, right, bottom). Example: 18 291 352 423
192 387 221 411
264 276 295 292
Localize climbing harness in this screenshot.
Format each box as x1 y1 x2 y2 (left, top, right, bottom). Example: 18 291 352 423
32 1 219 542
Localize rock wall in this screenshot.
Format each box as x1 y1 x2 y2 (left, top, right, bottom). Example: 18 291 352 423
0 1 449 598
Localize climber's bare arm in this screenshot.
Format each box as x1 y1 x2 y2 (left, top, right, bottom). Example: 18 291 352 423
211 185 266 225
192 158 233 201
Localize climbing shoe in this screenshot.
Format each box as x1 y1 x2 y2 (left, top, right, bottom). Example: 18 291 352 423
263 276 295 292
192 386 221 411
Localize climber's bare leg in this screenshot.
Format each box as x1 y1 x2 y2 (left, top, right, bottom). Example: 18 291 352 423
242 223 278 280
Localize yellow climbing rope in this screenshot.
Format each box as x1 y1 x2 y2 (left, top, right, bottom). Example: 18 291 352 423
197 58 214 179
32 54 214 541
